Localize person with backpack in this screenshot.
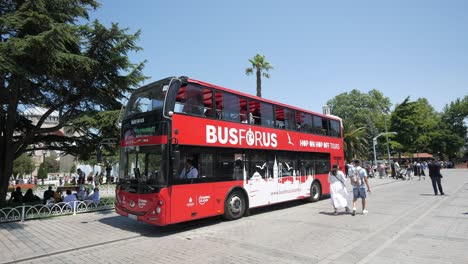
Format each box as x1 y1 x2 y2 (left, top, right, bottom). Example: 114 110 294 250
328 164 351 215
350 160 371 216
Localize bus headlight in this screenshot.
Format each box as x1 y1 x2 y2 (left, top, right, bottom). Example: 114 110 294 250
156 207 161 214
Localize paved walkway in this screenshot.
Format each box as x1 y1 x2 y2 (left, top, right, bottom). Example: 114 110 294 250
0 170 467 263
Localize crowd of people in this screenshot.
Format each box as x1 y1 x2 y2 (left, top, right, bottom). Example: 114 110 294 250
328 157 446 216
8 168 117 190
7 169 103 208
8 185 101 207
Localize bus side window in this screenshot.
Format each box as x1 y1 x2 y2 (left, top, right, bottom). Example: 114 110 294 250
198 153 213 179
312 115 324 135
330 119 340 137
183 86 204 116
215 92 223 119
240 98 248 123
284 108 296 130
249 100 261 125
275 106 285 129
203 88 213 118
260 102 274 128
221 92 240 122
322 118 329 136
174 85 187 113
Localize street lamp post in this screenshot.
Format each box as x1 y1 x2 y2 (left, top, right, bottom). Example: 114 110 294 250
373 132 397 176
383 114 392 166
42 150 47 185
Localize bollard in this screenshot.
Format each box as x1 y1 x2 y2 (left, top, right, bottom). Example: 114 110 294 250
20 203 25 223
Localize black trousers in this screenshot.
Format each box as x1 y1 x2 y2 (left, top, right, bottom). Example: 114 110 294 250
430 177 444 195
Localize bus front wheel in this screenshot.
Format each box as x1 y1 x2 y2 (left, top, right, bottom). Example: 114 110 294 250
308 181 322 203
223 190 246 220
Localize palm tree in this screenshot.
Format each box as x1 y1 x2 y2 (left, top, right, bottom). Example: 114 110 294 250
343 123 369 162
245 54 273 97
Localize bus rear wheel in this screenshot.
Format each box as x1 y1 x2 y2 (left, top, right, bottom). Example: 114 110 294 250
223 190 246 220
308 181 322 203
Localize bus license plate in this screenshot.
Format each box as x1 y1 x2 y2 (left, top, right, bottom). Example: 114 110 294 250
128 214 138 220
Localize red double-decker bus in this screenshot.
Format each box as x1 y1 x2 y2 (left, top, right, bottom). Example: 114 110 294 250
115 76 344 226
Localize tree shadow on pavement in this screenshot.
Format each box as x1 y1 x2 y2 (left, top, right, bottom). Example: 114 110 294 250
0 221 26 230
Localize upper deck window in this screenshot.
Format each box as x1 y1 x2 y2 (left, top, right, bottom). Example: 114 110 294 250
298 112 313 133
260 102 274 128
125 84 168 118
312 115 324 135
174 84 213 117
216 92 240 122
275 106 296 130
329 119 341 137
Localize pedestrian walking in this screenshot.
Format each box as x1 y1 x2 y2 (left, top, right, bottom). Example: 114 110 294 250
428 158 444 195
351 160 371 216
328 164 350 215
406 163 413 180
419 162 426 180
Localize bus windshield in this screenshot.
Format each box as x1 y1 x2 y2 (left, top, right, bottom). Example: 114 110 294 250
119 145 168 193
125 83 169 118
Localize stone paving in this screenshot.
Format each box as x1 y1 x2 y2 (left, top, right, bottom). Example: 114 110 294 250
0 169 467 263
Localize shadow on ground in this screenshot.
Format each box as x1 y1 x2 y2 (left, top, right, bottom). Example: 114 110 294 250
319 211 350 216
99 196 330 236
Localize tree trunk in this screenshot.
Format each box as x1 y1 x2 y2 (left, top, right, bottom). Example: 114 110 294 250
0 93 18 205
256 69 262 97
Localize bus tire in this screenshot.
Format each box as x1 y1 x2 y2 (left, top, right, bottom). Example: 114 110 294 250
223 189 246 221
307 181 322 203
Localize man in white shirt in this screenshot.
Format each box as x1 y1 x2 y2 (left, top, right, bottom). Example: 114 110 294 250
179 159 199 179
351 160 371 216
85 187 100 204
347 162 356 178
63 189 77 209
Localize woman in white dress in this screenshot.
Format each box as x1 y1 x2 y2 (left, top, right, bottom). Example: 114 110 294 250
328 164 350 214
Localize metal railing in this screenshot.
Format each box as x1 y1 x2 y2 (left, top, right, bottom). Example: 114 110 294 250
0 199 115 224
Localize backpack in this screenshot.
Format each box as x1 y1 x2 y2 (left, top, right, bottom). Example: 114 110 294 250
350 168 363 186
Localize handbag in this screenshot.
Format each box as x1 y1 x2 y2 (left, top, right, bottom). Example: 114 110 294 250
333 174 345 186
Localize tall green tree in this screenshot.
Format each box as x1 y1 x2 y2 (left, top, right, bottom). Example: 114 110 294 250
245 54 273 97
441 96 468 141
435 96 468 159
37 162 48 182
327 89 391 130
0 0 145 204
327 89 391 159
390 97 439 154
12 153 35 180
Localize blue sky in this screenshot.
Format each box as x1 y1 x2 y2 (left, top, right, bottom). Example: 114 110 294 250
90 0 467 113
